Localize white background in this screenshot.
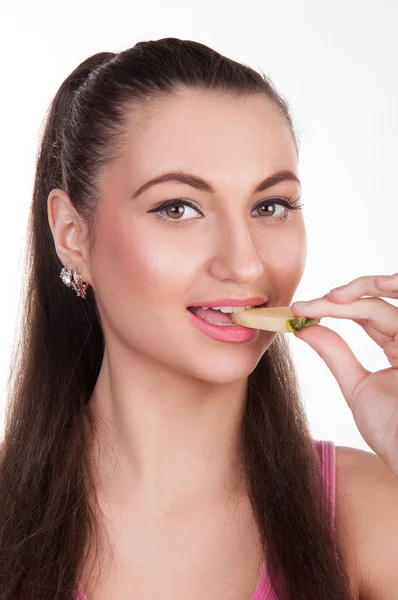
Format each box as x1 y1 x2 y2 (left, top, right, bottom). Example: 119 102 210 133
0 0 397 451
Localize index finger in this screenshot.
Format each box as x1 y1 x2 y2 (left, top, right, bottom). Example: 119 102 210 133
291 296 398 338
326 274 398 303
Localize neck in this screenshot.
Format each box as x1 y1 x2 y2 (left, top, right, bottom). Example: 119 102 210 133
88 348 249 515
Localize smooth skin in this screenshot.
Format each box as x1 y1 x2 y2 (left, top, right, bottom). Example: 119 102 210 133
45 89 398 598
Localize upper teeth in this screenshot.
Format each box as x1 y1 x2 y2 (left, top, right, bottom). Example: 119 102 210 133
202 305 255 313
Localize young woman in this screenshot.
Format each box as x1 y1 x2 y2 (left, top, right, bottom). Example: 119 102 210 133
0 37 397 600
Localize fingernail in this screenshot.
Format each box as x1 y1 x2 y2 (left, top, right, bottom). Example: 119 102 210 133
377 275 391 281
294 301 310 306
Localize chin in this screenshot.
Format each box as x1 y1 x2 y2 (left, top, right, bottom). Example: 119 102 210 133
190 355 265 385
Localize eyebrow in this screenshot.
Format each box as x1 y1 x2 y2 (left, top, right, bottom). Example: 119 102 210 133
130 169 301 200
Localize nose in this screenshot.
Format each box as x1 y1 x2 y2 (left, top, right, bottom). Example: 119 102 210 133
208 218 264 285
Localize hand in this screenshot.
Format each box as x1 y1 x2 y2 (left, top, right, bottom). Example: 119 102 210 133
290 274 398 477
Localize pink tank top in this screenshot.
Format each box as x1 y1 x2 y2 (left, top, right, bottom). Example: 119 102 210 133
74 440 335 600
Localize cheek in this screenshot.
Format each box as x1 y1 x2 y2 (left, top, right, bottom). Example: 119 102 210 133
91 215 197 310
259 227 307 304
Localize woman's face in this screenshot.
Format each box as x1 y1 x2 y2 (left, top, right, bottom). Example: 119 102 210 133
87 89 307 383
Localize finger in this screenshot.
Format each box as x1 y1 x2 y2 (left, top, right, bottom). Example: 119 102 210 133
358 323 398 366
291 296 398 338
326 273 398 303
375 272 398 289
293 324 370 407
383 335 398 369
359 320 392 348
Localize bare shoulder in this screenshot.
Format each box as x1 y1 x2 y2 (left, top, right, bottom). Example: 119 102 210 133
335 445 398 599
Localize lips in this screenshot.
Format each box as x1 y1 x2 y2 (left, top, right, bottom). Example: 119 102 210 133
187 297 267 327
187 302 268 326
188 306 234 325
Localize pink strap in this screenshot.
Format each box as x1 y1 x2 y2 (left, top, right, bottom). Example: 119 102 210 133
74 584 87 600
251 439 336 599
316 439 336 531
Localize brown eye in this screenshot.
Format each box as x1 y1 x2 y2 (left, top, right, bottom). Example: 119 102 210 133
165 205 185 219
256 201 279 217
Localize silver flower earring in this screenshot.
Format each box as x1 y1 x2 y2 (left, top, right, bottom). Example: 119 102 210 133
60 265 89 299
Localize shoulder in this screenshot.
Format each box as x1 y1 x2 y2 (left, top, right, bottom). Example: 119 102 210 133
335 444 398 599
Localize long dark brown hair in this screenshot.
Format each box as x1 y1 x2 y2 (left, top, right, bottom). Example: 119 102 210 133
0 38 355 599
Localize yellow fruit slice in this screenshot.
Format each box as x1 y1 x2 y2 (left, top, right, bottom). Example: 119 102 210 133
231 306 321 333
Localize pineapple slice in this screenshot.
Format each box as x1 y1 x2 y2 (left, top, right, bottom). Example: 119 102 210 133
231 306 321 333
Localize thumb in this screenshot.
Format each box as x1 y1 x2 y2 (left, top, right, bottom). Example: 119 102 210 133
294 324 369 407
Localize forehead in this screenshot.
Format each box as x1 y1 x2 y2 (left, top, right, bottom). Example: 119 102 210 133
116 90 298 189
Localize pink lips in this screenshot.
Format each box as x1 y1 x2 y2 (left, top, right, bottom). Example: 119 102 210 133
187 309 259 342
187 308 258 342
186 296 267 343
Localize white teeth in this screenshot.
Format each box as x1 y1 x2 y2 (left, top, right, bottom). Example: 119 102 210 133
196 305 257 312
218 306 245 313
216 305 254 313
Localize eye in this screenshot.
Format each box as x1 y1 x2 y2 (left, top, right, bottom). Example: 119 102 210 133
148 196 303 226
254 200 285 218
157 201 199 220
147 198 203 225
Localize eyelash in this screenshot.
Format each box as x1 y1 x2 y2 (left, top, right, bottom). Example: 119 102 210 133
148 196 304 227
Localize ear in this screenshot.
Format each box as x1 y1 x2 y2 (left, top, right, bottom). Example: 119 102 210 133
47 188 92 284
